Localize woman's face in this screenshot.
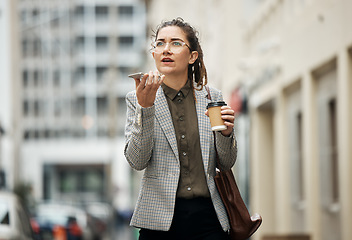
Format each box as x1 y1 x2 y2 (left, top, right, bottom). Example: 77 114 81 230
152 26 198 77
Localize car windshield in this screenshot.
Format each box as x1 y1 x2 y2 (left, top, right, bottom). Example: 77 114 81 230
0 201 9 225
36 213 68 226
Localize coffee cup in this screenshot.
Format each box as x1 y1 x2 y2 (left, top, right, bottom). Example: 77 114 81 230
207 101 227 131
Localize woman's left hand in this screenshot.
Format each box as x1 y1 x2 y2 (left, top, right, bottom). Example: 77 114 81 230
220 106 235 136
205 106 235 137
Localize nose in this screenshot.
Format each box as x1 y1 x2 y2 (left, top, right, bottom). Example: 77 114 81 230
162 42 172 54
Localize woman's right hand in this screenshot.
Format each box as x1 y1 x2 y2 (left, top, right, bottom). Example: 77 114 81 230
134 71 165 108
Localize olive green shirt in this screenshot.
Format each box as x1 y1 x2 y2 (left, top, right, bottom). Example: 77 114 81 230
162 81 210 199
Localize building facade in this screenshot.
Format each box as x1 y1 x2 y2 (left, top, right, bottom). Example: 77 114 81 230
143 0 352 240
16 0 147 212
238 0 352 240
0 0 19 189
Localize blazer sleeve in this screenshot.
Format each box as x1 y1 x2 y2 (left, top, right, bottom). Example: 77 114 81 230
209 87 237 171
124 91 155 171
215 131 237 170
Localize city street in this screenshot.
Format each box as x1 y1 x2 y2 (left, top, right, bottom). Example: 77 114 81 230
1 1 352 240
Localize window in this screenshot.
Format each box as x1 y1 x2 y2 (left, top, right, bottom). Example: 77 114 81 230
43 129 50 138
33 130 39 139
33 70 41 87
95 6 108 19
295 112 304 201
96 36 108 49
20 10 27 23
74 6 84 15
328 98 338 202
33 38 41 56
58 167 104 193
54 70 60 86
84 170 104 192
54 100 61 117
74 6 84 21
118 36 133 47
118 5 133 17
23 101 30 116
22 70 29 87
24 130 31 140
75 36 85 50
51 10 59 27
33 100 40 117
74 97 85 115
97 96 107 114
74 67 85 83
22 39 29 57
96 66 107 80
32 8 39 18
59 171 79 193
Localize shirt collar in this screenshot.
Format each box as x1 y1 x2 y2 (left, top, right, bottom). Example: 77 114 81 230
162 79 191 100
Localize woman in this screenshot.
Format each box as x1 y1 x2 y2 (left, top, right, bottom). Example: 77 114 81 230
124 18 237 240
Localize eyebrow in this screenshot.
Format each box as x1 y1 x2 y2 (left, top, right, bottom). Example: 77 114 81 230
156 37 185 42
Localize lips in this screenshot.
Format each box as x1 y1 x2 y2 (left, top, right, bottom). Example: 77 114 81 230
161 57 174 62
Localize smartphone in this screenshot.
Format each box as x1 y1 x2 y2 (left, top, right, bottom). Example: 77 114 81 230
128 72 144 79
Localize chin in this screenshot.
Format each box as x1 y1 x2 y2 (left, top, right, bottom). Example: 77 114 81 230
158 68 173 75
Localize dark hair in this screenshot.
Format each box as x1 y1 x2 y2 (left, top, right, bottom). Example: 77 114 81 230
153 17 208 90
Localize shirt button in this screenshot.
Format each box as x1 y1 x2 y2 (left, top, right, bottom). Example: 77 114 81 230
187 187 191 191
179 116 184 121
181 135 185 139
178 99 182 103
177 92 182 97
183 152 187 156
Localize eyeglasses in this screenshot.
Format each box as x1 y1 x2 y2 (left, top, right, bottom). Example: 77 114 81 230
151 40 192 53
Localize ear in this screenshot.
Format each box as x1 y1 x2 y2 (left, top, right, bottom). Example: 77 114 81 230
152 51 155 59
189 51 198 64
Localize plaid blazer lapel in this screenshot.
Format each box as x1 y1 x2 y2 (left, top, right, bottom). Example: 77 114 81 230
195 88 212 174
154 87 180 164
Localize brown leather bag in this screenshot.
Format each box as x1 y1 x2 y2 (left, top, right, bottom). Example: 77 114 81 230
214 167 262 240
206 86 262 240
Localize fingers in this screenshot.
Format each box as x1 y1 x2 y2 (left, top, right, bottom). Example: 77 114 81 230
135 71 165 108
220 106 235 136
221 107 235 123
145 71 164 87
204 106 234 121
135 71 164 90
135 74 147 90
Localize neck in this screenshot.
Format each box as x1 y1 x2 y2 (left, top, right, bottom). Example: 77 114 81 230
163 72 188 91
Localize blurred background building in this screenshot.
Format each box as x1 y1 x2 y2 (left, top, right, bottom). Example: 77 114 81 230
1 0 351 240
2 0 147 218
237 1 352 240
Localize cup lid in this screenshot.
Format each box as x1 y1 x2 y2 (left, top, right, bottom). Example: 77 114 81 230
207 101 227 108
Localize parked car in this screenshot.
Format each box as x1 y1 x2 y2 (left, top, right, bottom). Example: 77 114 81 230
0 191 35 240
32 202 94 240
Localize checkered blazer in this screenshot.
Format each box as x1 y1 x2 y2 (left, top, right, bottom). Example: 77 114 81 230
124 85 237 231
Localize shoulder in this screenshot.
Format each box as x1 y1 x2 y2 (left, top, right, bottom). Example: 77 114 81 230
207 85 221 93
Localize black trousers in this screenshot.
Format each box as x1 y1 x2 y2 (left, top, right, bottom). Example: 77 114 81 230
138 197 230 240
